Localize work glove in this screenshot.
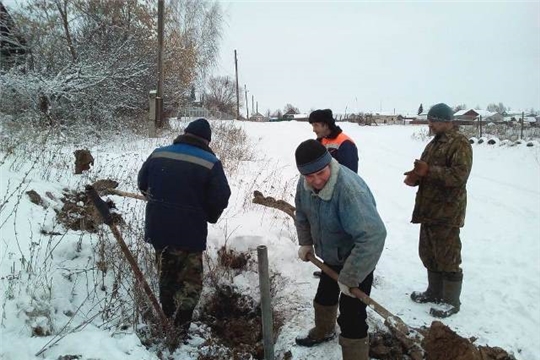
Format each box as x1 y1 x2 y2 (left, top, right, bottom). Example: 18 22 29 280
298 245 314 262
338 281 354 297
413 159 429 177
403 170 420 187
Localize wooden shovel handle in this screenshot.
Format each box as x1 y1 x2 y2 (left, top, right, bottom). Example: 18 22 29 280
307 253 411 336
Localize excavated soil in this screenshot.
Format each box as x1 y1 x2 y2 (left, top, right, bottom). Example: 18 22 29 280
51 179 123 232
370 320 516 360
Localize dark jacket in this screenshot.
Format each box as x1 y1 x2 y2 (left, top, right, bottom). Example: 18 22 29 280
319 126 359 172
138 134 231 251
412 128 473 227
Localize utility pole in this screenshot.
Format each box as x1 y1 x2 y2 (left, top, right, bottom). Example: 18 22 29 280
252 94 254 115
156 0 164 128
244 84 249 119
149 0 164 137
234 50 240 120
520 111 524 139
479 115 483 138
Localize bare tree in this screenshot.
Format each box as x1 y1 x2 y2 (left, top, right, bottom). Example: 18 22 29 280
283 104 299 114
204 75 239 116
453 104 467 112
487 102 507 114
272 109 283 118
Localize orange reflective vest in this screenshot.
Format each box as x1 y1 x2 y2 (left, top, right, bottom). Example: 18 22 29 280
321 132 355 151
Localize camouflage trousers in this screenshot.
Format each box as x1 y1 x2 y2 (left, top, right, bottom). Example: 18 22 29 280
156 248 203 330
419 224 462 274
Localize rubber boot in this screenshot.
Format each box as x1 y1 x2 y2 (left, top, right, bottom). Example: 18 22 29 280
295 302 338 347
430 272 462 318
410 270 443 303
339 335 369 360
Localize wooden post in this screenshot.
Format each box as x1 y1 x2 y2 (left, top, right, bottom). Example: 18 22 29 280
479 115 483 138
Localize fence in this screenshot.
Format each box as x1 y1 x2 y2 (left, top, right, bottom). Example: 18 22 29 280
178 107 235 121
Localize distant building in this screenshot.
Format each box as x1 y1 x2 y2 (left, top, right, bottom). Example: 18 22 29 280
454 109 503 123
249 112 268 122
283 113 309 121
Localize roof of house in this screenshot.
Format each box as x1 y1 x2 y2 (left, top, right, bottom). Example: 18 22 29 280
454 109 498 118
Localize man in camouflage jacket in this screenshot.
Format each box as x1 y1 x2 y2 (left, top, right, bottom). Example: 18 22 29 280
404 103 473 318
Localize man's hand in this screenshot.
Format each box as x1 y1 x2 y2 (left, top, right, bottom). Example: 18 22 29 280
403 170 420 187
298 245 314 262
413 160 429 177
338 282 354 297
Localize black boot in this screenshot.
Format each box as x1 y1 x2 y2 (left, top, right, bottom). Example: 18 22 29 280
296 302 337 347
430 272 462 318
410 270 443 303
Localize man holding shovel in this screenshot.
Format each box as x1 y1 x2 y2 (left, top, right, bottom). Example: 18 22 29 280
293 139 386 359
138 118 231 336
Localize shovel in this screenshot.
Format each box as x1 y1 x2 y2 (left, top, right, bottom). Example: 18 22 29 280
85 185 168 327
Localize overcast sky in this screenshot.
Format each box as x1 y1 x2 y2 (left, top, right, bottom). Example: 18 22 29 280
216 1 540 115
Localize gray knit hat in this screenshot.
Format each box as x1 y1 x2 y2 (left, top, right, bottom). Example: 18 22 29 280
295 140 332 175
427 103 454 122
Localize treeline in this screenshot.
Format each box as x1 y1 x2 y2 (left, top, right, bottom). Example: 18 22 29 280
0 0 223 129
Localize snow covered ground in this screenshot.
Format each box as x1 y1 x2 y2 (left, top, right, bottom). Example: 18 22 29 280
1 119 539 359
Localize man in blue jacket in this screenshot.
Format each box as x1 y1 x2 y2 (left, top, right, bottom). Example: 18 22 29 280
138 118 231 335
293 140 386 360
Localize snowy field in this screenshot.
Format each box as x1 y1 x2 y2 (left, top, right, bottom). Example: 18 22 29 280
1 120 539 359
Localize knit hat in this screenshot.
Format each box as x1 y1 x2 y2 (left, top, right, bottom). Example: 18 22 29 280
295 139 332 175
309 109 335 127
427 103 454 122
185 118 211 142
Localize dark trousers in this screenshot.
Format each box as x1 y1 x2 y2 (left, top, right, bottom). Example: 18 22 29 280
156 247 203 329
314 263 374 339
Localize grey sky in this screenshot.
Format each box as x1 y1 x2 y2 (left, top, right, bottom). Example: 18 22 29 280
216 1 540 115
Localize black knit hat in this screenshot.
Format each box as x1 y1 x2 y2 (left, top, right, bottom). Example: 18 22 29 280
295 139 332 175
309 109 335 127
427 103 454 122
185 118 211 142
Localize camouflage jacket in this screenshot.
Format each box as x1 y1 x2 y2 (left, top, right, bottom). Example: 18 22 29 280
412 128 473 227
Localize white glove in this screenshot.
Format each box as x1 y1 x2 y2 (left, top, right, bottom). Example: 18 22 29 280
298 245 314 262
338 281 354 297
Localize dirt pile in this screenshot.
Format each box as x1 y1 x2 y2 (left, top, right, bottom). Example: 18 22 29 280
371 320 516 360
39 179 124 232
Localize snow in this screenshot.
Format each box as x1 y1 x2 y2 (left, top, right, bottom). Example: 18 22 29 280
1 120 539 359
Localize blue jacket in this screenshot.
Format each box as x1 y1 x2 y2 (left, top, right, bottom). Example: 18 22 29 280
138 135 231 251
295 159 386 287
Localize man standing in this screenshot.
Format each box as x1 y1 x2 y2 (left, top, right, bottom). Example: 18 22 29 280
404 103 473 318
294 139 386 360
138 118 231 334
309 109 359 172
309 108 360 278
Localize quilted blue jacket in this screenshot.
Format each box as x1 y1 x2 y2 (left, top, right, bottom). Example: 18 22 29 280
138 135 231 251
295 159 386 287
